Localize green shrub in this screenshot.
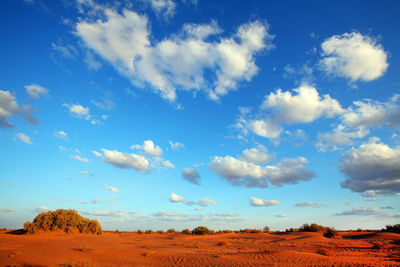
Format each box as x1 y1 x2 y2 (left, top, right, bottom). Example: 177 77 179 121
192 226 212 235
23 209 102 234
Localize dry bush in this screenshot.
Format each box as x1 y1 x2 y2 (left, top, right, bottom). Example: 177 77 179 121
383 224 400 234
181 228 191 234
216 241 230 246
167 228 176 233
23 209 102 234
192 226 213 235
323 227 338 238
371 241 390 250
263 226 270 233
145 230 154 234
156 230 164 234
136 230 143 234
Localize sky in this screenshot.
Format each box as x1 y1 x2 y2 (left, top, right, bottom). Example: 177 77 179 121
0 0 399 231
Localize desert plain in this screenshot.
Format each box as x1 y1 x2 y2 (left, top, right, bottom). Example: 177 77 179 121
1 229 399 266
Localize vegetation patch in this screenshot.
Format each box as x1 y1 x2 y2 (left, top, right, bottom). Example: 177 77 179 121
23 209 102 235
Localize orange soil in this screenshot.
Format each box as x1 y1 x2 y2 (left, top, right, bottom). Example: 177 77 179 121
0 230 399 266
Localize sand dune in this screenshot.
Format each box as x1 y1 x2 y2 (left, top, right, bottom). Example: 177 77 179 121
1 230 399 266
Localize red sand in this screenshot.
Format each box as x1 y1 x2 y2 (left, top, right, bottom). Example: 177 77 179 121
1 230 399 266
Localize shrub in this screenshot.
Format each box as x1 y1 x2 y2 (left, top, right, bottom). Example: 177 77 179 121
156 230 164 234
383 224 400 234
299 223 326 232
167 228 176 233
263 226 270 233
192 226 212 235
181 228 191 234
23 209 102 234
323 227 338 238
145 230 154 234
137 230 143 234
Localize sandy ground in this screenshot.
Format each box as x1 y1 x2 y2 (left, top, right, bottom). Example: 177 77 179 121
0 230 399 266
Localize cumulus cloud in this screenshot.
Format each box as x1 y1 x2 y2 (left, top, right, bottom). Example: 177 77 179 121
24 84 49 99
209 148 315 188
182 167 201 184
70 155 89 163
169 192 218 207
80 171 93 176
15 133 32 144
75 5 274 102
35 206 50 213
239 85 343 140
261 85 344 124
238 144 271 164
295 201 321 208
131 140 163 157
0 90 19 128
63 103 90 119
320 32 388 82
103 184 119 193
93 148 149 173
169 140 184 150
250 197 280 207
54 130 68 139
340 137 400 195
147 0 176 19
21 104 39 126
317 94 400 151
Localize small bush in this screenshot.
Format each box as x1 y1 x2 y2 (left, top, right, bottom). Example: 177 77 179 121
192 226 212 235
371 241 390 250
167 228 176 233
299 223 326 232
323 227 338 238
136 230 143 234
217 241 230 246
156 230 163 234
383 224 400 234
23 209 102 234
181 228 191 234
357 228 363 232
316 248 336 256
263 226 270 233
145 230 154 234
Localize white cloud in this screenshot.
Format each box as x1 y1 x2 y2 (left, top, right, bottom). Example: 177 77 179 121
169 192 217 207
0 207 15 212
91 99 115 110
162 159 175 168
342 95 400 129
84 51 102 70
24 84 49 99
0 90 19 128
169 140 184 150
63 103 90 119
320 32 388 82
261 85 344 124
75 6 274 102
250 197 280 207
80 171 93 176
274 214 287 218
209 150 315 188
93 148 149 172
317 94 400 151
81 210 124 217
15 133 32 144
35 206 50 213
238 144 271 164
317 125 369 151
131 140 163 157
70 155 89 162
241 85 343 140
340 137 400 195
103 184 119 193
182 167 201 184
295 201 321 208
147 0 176 19
361 190 377 198
335 207 381 216
54 130 68 139
21 104 39 126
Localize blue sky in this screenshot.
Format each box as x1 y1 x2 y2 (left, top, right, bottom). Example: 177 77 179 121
0 0 399 231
